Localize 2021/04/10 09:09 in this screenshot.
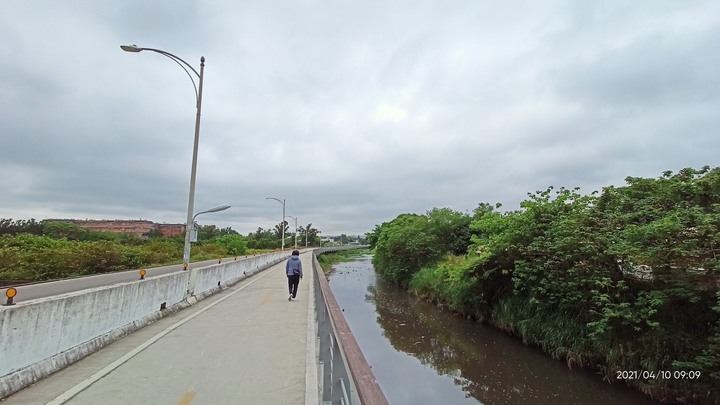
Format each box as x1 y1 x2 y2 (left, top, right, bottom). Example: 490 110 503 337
616 370 701 380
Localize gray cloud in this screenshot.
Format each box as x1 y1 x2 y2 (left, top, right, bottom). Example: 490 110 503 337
1 0 718 236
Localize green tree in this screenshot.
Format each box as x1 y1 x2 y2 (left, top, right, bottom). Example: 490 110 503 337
42 221 87 240
365 224 383 249
0 218 44 235
195 224 220 241
246 228 277 249
299 223 320 246
426 208 472 255
273 221 290 247
373 214 442 286
212 234 248 256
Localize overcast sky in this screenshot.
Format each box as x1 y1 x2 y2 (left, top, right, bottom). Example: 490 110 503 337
1 1 718 236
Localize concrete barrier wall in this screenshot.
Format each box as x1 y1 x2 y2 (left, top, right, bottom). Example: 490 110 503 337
189 251 288 298
0 251 290 399
0 271 188 372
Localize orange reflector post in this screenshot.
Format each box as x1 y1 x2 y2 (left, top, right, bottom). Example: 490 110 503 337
139 269 147 280
4 287 17 306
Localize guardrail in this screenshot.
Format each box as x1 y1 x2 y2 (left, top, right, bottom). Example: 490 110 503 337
312 248 388 405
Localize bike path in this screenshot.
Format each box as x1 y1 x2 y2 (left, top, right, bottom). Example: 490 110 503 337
3 252 318 405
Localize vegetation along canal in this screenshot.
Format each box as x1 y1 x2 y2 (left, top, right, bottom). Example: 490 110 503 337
327 254 658 405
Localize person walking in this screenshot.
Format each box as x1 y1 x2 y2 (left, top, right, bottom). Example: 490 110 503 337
286 249 303 301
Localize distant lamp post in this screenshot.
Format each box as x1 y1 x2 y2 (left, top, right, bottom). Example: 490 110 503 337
286 215 298 248
121 44 205 271
266 197 286 250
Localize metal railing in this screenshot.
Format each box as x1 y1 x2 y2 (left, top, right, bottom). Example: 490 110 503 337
312 250 387 405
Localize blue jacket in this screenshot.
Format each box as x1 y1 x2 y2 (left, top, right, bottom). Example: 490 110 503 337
286 255 303 277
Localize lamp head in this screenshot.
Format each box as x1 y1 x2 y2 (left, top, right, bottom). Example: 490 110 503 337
208 204 231 213
120 44 142 52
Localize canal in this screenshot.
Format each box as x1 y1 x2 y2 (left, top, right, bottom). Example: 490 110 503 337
327 254 658 405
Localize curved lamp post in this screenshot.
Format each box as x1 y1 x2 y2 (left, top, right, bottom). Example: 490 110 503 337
265 197 286 250
189 203 231 244
286 215 298 248
121 44 205 270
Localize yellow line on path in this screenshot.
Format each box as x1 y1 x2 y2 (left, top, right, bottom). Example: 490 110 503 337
177 389 196 405
260 289 276 305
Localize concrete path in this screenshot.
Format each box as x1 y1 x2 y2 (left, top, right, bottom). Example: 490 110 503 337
3 252 318 405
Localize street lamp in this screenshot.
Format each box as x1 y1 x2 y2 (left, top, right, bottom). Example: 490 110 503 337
121 44 205 270
266 197 286 250
189 203 231 243
286 215 298 248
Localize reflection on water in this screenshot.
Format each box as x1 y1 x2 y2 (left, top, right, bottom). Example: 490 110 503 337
328 255 658 405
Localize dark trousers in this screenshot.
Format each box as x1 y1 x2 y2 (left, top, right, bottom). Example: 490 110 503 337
288 274 300 298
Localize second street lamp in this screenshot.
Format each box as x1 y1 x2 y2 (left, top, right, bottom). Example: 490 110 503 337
266 197 286 250
286 215 298 248
121 44 205 270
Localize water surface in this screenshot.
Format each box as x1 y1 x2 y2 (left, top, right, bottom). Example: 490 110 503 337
328 255 658 405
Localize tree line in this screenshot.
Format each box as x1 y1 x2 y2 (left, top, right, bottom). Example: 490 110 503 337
367 166 719 404
0 219 323 283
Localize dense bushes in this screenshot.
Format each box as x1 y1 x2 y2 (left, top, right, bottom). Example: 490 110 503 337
369 167 720 403
0 235 135 280
372 208 473 287
373 214 441 286
0 227 251 282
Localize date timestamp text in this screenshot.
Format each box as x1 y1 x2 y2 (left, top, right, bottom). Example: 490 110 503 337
616 370 701 380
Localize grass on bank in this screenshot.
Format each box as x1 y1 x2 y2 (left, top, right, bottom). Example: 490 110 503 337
316 248 371 273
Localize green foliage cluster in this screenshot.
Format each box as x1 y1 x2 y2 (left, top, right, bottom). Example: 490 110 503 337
0 218 44 235
369 208 473 287
194 224 239 241
0 234 163 280
212 234 248 256
246 227 283 249
0 220 253 282
245 223 322 249
369 167 720 403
